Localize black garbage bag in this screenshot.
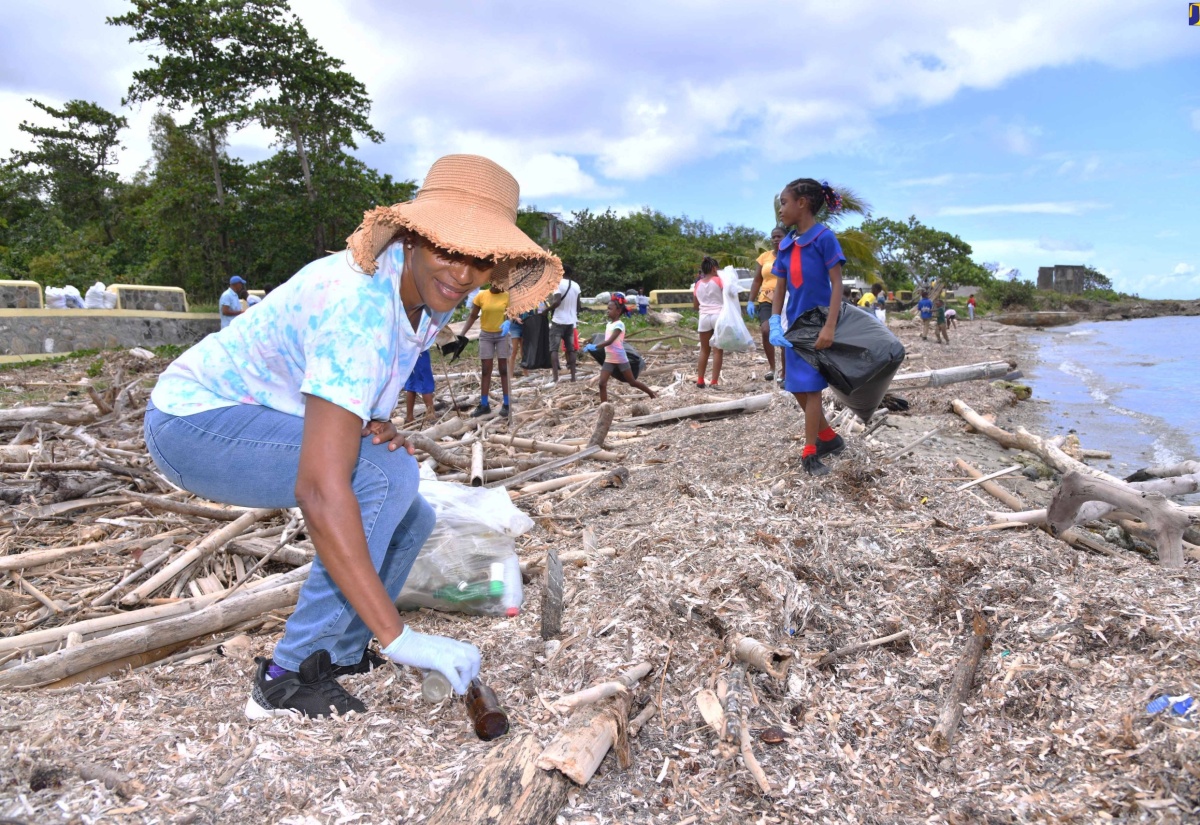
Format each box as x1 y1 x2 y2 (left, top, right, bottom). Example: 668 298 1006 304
520 312 551 370
586 333 644 378
783 301 906 422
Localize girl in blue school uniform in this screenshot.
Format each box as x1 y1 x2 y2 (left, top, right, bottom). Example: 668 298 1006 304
767 178 847 476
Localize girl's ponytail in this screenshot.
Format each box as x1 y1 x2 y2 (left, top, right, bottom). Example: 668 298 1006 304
784 178 843 216
819 181 842 213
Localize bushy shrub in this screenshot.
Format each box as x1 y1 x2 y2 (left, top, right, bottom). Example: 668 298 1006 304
983 279 1036 308
1082 288 1122 302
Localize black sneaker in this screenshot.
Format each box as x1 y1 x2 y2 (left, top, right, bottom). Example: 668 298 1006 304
499 404 510 417
765 371 775 382
331 647 386 678
470 404 491 418
815 434 846 459
802 454 830 476
245 650 367 720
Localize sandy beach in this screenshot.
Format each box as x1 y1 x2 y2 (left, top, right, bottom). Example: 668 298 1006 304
1 314 1197 824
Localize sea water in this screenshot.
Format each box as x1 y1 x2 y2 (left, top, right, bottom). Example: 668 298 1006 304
1026 315 1199 476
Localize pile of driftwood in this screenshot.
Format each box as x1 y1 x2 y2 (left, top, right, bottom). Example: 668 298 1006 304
0 335 798 695
951 400 1200 567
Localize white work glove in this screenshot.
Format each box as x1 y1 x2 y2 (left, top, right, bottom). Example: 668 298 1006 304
383 627 481 694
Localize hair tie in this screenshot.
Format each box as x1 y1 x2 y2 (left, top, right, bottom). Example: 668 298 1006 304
820 181 843 213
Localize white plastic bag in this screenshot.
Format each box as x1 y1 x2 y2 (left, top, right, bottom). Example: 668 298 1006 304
63 285 85 309
713 266 754 352
395 480 532 617
84 282 108 309
45 287 67 309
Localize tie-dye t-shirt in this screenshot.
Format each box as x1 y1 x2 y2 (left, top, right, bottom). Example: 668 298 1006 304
150 244 450 424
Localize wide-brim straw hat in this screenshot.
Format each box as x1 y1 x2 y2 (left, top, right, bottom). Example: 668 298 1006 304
345 154 562 316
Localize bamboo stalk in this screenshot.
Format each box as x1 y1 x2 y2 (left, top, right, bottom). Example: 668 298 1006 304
120 508 276 605
0 579 306 688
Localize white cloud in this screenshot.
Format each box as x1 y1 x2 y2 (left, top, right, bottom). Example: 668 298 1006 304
1174 262 1196 275
2 0 1195 187
939 201 1109 216
1000 123 1041 155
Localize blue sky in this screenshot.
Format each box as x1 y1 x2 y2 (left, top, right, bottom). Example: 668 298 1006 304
2 0 1198 297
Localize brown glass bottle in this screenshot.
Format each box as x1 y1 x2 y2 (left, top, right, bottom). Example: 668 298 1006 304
465 678 509 741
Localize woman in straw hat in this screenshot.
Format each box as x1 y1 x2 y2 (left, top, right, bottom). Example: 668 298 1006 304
144 155 562 719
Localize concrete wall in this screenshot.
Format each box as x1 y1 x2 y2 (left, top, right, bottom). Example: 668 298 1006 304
0 309 219 356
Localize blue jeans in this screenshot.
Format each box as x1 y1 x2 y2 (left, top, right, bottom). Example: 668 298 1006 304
144 401 434 671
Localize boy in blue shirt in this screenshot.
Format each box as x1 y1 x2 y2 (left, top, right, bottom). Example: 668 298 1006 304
917 290 934 341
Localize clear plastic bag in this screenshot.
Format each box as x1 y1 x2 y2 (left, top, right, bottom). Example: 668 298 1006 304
713 266 754 352
45 287 67 309
395 481 531 617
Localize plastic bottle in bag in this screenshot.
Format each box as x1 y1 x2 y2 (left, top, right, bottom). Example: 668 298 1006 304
500 554 523 617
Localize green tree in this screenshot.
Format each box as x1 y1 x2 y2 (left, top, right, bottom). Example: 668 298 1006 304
241 0 384 256
16 99 128 243
861 215 979 289
131 112 245 297
109 0 254 209
1079 265 1113 291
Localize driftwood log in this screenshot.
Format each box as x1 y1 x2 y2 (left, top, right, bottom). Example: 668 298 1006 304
486 434 622 463
951 399 1119 483
955 458 1118 558
0 531 186 574
121 508 277 604
816 628 911 668
469 441 485 487
426 664 655 825
537 661 652 784
929 612 990 751
889 360 1012 389
0 404 97 428
425 733 571 825
485 445 601 489
729 634 793 680
623 394 773 428
0 574 306 687
588 401 615 448
541 547 563 641
1048 471 1191 568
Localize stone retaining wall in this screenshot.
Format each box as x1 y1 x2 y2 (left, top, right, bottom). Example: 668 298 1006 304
0 281 43 309
0 309 219 356
110 286 189 312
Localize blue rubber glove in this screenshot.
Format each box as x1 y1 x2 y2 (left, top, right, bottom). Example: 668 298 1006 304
383 627 481 695
768 314 793 349
584 343 598 353
500 320 512 336
746 302 756 320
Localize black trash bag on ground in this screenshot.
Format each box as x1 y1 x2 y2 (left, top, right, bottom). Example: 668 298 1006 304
783 301 906 422
587 332 644 378
520 312 551 370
